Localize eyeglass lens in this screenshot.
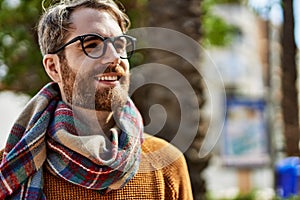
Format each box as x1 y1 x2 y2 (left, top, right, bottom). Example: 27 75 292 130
82 35 134 59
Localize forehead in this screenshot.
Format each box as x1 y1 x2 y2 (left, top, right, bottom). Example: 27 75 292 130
69 7 122 37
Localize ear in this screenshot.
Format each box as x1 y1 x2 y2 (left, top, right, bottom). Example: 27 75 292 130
43 54 62 83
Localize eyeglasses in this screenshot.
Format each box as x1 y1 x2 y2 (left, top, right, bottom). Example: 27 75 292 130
49 33 136 59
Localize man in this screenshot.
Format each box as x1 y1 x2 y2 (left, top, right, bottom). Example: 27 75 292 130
0 0 193 199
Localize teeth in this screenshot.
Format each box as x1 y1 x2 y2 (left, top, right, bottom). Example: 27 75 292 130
97 76 118 81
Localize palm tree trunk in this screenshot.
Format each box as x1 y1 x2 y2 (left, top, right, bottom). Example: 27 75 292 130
281 0 300 156
135 0 209 199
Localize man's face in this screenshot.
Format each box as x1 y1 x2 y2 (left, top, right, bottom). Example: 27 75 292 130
58 8 130 111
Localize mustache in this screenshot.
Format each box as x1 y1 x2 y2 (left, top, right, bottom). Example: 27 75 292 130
83 65 125 77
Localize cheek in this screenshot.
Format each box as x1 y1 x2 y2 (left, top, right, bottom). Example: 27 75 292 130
122 60 130 73
64 54 87 74
65 49 86 66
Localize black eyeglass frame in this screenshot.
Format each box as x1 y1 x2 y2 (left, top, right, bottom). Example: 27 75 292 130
49 33 136 59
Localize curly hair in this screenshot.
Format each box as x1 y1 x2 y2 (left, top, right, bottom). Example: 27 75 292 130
37 0 130 56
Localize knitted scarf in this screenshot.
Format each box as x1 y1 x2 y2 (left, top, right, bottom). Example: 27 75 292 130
0 82 143 199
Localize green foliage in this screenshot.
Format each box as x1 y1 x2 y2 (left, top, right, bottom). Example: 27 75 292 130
201 14 240 46
232 192 256 200
205 190 256 200
0 0 50 95
119 0 148 28
201 0 241 47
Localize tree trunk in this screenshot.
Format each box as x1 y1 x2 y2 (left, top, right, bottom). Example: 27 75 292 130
281 0 300 156
129 0 209 199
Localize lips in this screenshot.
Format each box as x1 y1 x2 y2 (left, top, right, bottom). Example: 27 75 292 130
93 64 126 84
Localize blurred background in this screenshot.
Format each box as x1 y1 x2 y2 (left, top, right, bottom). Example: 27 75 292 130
0 0 299 199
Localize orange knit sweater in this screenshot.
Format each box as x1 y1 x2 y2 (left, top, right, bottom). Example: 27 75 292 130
0 134 193 200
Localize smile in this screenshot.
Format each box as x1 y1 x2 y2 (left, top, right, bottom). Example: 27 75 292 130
96 75 119 81
94 65 126 83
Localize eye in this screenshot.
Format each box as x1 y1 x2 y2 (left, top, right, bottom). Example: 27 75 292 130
83 36 104 50
84 42 99 49
113 38 126 52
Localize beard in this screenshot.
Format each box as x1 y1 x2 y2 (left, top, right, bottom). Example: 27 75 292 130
60 58 129 111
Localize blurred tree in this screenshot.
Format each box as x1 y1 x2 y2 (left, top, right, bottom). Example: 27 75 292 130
130 0 207 198
201 0 241 46
280 0 300 156
0 0 49 96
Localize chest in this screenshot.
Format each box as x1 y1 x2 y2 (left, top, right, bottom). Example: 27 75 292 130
43 168 173 200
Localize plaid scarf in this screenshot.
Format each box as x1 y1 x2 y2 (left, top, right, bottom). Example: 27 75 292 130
0 82 143 199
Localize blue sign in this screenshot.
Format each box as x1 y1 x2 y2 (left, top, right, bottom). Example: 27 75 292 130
221 98 270 167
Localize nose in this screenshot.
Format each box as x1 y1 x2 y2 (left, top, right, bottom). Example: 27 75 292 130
101 42 120 65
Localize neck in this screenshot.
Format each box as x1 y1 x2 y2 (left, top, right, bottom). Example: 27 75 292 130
71 105 115 136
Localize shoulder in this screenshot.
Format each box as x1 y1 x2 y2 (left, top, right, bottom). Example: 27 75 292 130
140 133 187 172
142 133 183 157
142 133 182 153
140 134 193 199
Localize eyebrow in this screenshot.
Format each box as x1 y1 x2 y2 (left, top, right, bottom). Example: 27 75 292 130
84 35 102 42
